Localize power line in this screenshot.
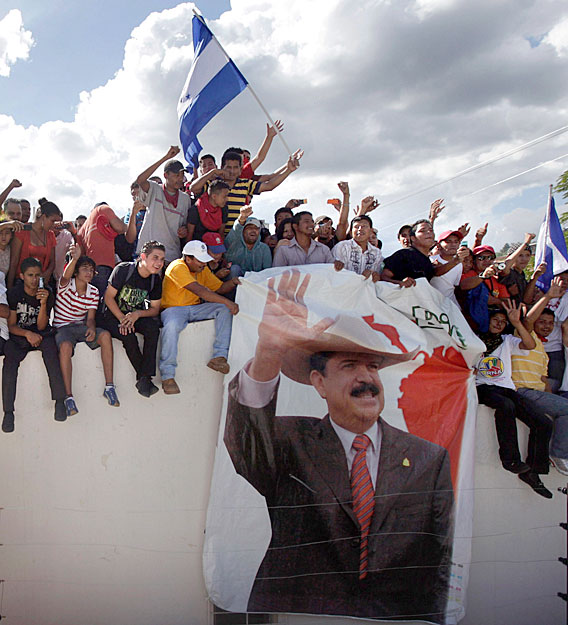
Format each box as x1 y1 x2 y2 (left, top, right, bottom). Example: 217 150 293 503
378 123 568 210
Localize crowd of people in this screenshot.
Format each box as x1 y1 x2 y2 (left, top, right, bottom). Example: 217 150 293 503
1 121 567 501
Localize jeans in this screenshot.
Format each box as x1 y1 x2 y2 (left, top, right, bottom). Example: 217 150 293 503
546 349 565 394
517 387 568 459
159 303 233 380
477 384 552 472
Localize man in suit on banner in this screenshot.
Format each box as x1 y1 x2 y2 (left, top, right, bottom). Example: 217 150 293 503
224 270 455 623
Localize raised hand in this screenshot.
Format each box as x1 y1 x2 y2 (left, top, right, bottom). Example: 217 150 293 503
502 299 525 326
267 119 284 138
337 181 349 195
476 223 488 241
256 270 334 356
165 146 180 160
69 243 81 262
429 198 445 222
238 205 253 224
533 262 547 279
11 179 22 188
359 196 379 215
548 276 565 299
287 149 304 171
457 223 470 238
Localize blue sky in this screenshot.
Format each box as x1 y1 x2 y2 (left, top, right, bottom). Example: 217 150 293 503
0 1 567 254
0 0 229 125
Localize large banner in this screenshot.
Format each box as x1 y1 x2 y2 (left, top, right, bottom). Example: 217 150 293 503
204 266 484 624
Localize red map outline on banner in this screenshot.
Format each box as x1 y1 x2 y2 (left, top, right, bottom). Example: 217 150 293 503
398 346 471 488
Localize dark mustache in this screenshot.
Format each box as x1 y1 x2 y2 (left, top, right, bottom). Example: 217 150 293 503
350 383 380 397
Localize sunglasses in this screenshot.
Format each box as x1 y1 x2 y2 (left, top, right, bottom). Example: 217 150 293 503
476 255 495 261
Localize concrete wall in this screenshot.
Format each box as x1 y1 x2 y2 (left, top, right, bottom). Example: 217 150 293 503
0 321 566 625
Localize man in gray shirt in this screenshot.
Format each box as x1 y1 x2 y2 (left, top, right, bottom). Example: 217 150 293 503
273 211 334 267
135 146 191 264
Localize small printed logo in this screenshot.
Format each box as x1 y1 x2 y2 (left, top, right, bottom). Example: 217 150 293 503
478 356 504 378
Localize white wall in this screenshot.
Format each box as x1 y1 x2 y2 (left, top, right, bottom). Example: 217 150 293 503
0 322 566 625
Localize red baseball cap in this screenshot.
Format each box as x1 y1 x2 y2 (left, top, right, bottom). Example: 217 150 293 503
437 230 464 243
202 232 226 253
472 245 495 256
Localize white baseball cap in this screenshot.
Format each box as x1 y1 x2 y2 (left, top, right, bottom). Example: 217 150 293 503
182 240 214 262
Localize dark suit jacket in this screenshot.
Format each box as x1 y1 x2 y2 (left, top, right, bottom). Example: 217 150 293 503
224 374 454 623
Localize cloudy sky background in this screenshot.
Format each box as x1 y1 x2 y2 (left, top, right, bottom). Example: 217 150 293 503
0 0 567 255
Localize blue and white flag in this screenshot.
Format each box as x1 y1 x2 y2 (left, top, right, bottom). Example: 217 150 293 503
534 189 568 291
178 15 248 170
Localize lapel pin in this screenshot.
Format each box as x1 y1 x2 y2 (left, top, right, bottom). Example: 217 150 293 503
402 458 410 467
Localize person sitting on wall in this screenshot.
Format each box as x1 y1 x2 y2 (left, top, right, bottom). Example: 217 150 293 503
2 257 66 432
101 240 165 398
53 244 119 417
475 302 553 498
159 240 239 394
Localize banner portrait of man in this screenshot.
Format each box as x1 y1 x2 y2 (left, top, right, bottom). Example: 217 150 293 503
204 266 484 625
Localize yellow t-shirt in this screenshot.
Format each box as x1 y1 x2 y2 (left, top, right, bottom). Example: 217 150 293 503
161 258 222 309
511 330 548 392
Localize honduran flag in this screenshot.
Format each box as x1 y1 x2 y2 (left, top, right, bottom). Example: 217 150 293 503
534 189 568 291
178 14 248 171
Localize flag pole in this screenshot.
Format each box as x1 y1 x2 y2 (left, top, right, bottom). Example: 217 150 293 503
545 184 553 251
192 9 293 158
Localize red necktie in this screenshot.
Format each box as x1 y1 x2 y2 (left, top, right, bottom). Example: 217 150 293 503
351 434 375 580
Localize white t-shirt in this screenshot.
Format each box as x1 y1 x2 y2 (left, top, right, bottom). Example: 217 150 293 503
543 293 568 352
136 180 191 263
429 254 463 305
475 334 529 390
332 239 383 275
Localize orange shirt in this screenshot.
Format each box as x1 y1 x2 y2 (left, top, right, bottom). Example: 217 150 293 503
15 229 56 272
77 204 119 268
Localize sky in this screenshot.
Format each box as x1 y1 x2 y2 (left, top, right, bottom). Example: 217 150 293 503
0 0 567 256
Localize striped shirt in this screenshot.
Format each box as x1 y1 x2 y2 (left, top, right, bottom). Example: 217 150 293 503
511 331 548 392
53 278 99 328
208 178 261 234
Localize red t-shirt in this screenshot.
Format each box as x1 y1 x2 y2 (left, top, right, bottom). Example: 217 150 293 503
15 229 57 272
240 162 254 180
77 204 119 268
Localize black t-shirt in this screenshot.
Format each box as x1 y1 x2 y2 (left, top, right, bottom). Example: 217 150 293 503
7 283 54 332
187 205 229 241
498 268 528 304
383 247 435 282
107 262 162 314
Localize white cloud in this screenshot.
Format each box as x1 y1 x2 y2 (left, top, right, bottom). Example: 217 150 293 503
0 9 34 77
0 0 568 256
544 15 568 57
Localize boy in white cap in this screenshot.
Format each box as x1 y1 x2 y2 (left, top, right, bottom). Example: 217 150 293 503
159 240 240 393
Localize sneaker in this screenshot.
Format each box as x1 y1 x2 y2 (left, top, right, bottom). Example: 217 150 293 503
54 399 67 422
64 396 78 417
135 376 159 398
551 456 568 476
103 385 120 407
518 471 553 499
2 411 14 433
502 460 531 474
162 378 181 395
207 356 230 374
